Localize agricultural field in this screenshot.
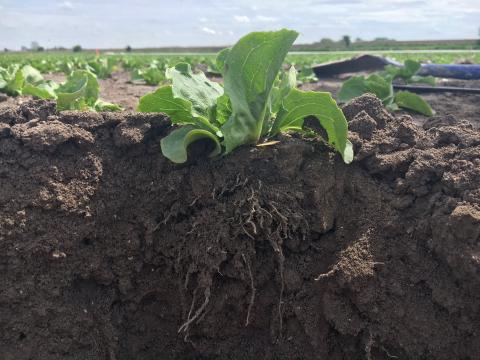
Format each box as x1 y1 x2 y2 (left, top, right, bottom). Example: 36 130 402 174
1 30 480 360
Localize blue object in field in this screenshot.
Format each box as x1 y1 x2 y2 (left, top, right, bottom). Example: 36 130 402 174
418 64 480 80
312 55 480 80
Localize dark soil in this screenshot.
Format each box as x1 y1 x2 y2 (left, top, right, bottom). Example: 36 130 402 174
1 94 479 359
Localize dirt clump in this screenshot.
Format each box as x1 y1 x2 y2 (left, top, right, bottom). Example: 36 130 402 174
0 97 479 359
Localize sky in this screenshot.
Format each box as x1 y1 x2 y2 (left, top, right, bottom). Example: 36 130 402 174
0 0 479 50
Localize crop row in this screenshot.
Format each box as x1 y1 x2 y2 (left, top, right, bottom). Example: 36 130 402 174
0 30 457 164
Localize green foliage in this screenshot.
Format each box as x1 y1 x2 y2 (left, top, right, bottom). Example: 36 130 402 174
0 58 121 111
384 60 436 86
22 81 58 99
394 91 434 117
87 57 117 79
130 60 167 85
72 45 82 52
221 29 299 153
138 29 352 164
0 64 54 97
339 60 434 116
271 88 353 163
56 70 121 111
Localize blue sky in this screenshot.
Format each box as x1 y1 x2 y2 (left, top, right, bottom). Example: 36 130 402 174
0 0 479 49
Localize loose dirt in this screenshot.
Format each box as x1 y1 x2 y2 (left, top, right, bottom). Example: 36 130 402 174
1 94 479 359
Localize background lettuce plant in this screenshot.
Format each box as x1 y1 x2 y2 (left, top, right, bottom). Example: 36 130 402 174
338 59 434 116
56 70 122 111
0 64 56 97
138 29 353 164
0 63 121 111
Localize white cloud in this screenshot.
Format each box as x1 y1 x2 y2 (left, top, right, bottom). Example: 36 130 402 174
234 15 250 23
201 26 216 35
198 17 208 23
59 1 74 10
256 15 279 22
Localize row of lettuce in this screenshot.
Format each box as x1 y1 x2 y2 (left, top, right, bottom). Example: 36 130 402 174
0 64 120 111
0 30 438 164
0 54 320 85
1 54 435 115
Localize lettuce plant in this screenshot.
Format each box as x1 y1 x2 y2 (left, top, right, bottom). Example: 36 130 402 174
86 57 117 79
384 59 436 86
338 60 434 116
131 60 167 85
0 64 53 97
56 70 122 111
0 63 121 112
138 29 353 164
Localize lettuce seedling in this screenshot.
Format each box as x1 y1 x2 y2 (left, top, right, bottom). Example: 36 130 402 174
86 57 117 79
384 60 436 86
0 64 50 96
56 70 122 111
131 60 168 85
138 29 353 164
338 62 434 117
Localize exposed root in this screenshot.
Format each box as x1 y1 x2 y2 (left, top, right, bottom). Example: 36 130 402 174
315 267 337 281
237 182 299 339
365 329 373 360
178 286 211 338
242 254 256 327
275 243 285 334
381 346 399 359
215 174 249 199
241 223 255 240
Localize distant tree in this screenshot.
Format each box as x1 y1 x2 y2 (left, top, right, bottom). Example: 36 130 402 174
31 41 40 51
342 35 351 47
3 48 8 52
37 46 45 52
355 37 363 43
72 45 82 52
21 46 28 51
478 27 480 45
317 38 336 50
126 45 132 52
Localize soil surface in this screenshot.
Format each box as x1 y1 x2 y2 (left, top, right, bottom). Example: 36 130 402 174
1 94 479 359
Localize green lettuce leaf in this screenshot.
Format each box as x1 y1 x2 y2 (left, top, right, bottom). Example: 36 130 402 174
138 85 194 123
384 60 421 80
94 99 122 112
56 70 119 111
22 82 58 100
215 48 230 75
338 76 367 103
272 88 353 163
160 125 222 163
137 85 219 134
21 65 43 85
339 74 394 106
407 75 436 86
395 90 434 116
221 29 299 153
166 62 223 117
0 65 24 96
216 94 232 125
270 66 297 115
